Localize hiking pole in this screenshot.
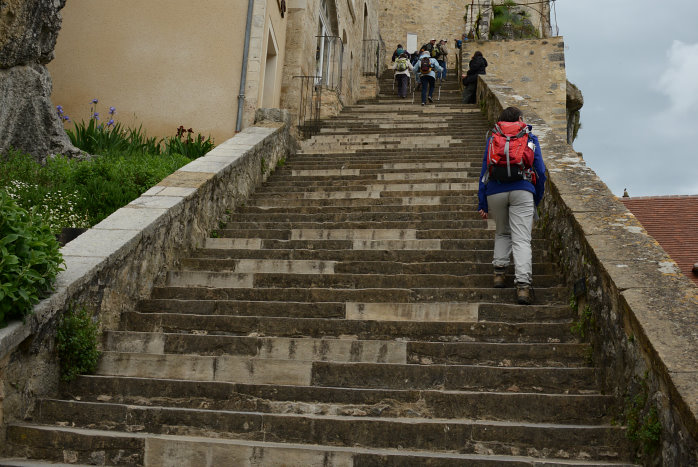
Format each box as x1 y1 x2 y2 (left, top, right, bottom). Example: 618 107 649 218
438 77 442 102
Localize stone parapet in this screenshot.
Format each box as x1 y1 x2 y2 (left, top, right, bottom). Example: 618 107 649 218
478 75 698 465
462 37 567 138
0 112 294 449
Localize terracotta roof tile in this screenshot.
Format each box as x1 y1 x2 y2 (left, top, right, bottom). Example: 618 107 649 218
621 195 698 287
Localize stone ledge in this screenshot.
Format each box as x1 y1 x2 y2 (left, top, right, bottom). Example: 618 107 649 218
478 74 698 460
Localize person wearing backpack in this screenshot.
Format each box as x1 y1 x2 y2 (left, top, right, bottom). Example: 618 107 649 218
435 40 448 81
414 50 442 105
393 52 414 98
477 107 547 305
462 51 487 103
391 44 405 63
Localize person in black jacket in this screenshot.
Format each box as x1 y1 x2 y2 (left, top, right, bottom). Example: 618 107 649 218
462 51 488 104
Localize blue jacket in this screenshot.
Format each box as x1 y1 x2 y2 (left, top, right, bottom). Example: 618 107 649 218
414 53 442 79
477 127 546 213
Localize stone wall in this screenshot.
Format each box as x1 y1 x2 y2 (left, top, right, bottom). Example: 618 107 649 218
478 76 698 466
378 0 552 65
280 0 381 124
0 110 296 451
462 37 567 137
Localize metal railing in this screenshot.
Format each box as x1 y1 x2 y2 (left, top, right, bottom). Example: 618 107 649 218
294 75 323 138
315 35 344 91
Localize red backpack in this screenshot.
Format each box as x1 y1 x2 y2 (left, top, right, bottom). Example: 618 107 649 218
420 57 432 74
486 121 536 184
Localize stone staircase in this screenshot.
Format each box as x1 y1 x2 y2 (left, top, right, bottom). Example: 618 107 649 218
3 73 640 466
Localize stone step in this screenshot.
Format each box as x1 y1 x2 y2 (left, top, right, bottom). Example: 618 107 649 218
121 311 575 342
136 300 573 323
236 203 483 215
94 353 593 389
5 424 640 466
147 284 567 305
178 258 556 276
227 210 491 222
29 399 631 460
215 219 489 231
213 228 548 241
102 332 587 367
189 247 553 263
164 271 562 290
248 196 478 208
65 375 611 424
203 238 550 252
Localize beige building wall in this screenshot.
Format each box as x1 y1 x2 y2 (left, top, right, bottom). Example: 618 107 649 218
50 0 287 144
280 0 381 121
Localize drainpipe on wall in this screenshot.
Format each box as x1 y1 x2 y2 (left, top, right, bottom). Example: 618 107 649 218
236 0 255 132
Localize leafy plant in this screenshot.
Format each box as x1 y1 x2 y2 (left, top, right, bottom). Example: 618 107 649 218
571 304 594 338
489 0 539 40
163 126 214 159
0 191 64 327
624 374 662 454
55 306 101 382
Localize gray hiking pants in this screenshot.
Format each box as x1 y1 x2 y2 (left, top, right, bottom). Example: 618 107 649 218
487 190 534 285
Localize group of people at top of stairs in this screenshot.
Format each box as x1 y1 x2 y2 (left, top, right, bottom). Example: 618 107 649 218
390 39 488 105
390 39 446 105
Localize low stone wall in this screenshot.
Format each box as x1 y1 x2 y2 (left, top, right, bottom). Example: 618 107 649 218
477 76 698 465
0 109 295 450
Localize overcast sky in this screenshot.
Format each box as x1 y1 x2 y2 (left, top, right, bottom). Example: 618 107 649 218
554 0 698 197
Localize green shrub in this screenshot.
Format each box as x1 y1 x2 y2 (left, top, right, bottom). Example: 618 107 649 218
0 190 64 327
55 306 101 382
1 150 192 228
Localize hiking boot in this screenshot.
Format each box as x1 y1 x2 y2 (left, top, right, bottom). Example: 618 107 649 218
421 102 425 106
516 283 533 305
427 97 434 103
493 268 506 288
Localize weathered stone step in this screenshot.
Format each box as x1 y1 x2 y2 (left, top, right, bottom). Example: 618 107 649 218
136 300 573 323
178 259 556 277
148 284 567 304
5 424 640 466
103 332 407 363
203 237 550 252
103 331 586 367
228 210 489 222
30 399 630 460
0 460 94 467
121 311 574 342
190 247 553 266
237 204 480 215
67 375 611 423
216 219 487 231
253 189 478 200
164 271 562 290
248 196 478 208
214 228 549 241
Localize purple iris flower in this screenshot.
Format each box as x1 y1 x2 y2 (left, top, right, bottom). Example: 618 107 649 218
92 98 99 104
56 105 63 113
63 116 70 122
107 119 115 127
93 112 100 120
109 106 116 115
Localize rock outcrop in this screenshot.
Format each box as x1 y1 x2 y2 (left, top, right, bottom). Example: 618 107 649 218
0 0 80 161
566 79 584 145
